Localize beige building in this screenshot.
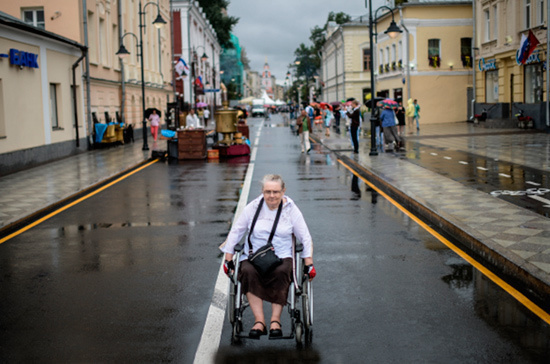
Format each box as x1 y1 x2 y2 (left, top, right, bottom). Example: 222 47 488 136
375 1 474 124
321 18 371 103
0 12 86 174
2 0 172 149
474 0 548 128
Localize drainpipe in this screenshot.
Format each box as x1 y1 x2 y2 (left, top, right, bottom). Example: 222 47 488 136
340 28 345 100
546 2 549 128
471 0 476 120
119 0 126 124
72 51 86 148
82 0 93 148
399 7 410 101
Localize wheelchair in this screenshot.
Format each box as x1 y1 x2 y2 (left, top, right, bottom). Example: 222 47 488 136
227 237 313 346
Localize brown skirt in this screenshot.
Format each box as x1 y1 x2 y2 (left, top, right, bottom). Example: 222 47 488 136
238 258 293 306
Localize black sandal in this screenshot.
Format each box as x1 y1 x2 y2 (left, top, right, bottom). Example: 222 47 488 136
249 321 267 339
269 321 282 338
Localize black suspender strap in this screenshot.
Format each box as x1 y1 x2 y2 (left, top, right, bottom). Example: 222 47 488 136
247 198 283 255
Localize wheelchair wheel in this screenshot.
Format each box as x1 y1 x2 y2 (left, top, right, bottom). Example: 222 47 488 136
295 322 303 345
302 281 313 344
228 282 236 324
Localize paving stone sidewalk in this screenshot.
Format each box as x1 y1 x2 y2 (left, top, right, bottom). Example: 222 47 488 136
313 122 550 301
0 141 150 230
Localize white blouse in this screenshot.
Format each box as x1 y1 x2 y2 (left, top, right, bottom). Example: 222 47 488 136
221 194 313 260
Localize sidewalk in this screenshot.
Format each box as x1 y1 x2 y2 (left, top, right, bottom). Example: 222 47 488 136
312 122 550 305
0 140 150 231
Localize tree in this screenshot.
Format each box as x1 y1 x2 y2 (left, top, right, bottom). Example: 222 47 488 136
196 0 239 48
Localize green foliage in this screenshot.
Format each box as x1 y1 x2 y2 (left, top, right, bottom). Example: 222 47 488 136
196 0 239 49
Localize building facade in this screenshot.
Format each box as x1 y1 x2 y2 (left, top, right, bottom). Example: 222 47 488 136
172 0 221 108
0 12 86 174
2 0 173 150
474 0 548 128
375 1 473 124
321 18 372 103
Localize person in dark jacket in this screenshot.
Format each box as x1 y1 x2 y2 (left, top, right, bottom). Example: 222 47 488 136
346 100 361 153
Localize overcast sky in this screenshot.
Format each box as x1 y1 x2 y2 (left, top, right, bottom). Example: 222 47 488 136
226 0 389 85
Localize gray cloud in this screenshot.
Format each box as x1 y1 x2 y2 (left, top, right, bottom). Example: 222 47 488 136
227 0 388 83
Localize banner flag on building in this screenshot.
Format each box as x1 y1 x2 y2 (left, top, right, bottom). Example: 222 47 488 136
175 57 189 76
516 30 540 64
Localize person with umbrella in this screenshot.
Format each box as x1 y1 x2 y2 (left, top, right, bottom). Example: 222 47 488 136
148 109 161 142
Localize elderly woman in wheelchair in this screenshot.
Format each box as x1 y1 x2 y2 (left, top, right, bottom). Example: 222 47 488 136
221 174 315 342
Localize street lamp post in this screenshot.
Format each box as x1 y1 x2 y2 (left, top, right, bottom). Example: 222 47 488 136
117 0 166 151
366 0 402 156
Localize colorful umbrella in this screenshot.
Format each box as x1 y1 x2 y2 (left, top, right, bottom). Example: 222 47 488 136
377 98 398 109
196 102 208 108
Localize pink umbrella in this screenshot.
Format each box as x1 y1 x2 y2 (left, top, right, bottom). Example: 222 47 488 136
377 98 398 109
196 102 208 108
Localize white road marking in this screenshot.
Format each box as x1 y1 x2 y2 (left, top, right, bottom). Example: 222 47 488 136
444 156 452 160
526 181 541 186
193 126 260 364
528 194 550 207
477 167 488 171
499 173 511 178
430 152 438 156
459 161 468 165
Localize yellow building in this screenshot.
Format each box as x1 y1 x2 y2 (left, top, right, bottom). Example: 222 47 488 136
2 0 172 149
0 11 86 174
474 0 547 129
376 1 474 124
322 18 372 103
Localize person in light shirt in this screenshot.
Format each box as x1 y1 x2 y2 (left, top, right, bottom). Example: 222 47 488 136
221 174 315 339
185 109 202 129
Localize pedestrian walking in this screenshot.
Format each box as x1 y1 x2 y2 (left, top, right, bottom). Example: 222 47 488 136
396 101 406 136
406 98 415 134
413 99 420 131
148 109 160 141
346 100 361 153
203 107 210 127
322 104 333 137
380 105 401 152
296 109 312 153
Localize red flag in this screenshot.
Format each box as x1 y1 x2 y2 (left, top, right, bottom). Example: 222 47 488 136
518 30 540 64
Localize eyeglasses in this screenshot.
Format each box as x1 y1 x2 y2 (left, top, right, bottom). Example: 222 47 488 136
263 190 283 195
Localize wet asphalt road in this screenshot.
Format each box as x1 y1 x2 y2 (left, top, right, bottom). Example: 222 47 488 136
1 115 549 363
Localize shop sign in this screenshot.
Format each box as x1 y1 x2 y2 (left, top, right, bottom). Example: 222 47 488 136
518 50 541 66
478 58 497 72
8 48 39 69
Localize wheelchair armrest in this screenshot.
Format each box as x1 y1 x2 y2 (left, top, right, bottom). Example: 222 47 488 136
295 240 304 253
234 241 245 253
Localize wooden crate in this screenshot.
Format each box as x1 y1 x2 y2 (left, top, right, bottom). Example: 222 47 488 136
177 130 206 159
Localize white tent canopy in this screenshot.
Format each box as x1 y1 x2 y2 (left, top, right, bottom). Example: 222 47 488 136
274 99 285 106
261 90 276 105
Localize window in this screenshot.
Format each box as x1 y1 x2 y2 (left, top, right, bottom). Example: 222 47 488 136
538 0 545 25
22 8 44 29
461 38 472 67
88 11 97 63
484 9 490 42
525 63 543 103
363 48 371 71
493 5 498 41
485 70 499 103
99 18 108 65
428 39 440 67
525 0 531 29
50 84 59 129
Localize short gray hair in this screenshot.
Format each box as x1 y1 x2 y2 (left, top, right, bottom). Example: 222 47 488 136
261 174 285 190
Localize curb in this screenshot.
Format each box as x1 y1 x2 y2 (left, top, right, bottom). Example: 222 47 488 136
0 158 154 241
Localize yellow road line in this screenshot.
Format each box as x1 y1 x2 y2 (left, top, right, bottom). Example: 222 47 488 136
338 159 550 325
0 159 158 245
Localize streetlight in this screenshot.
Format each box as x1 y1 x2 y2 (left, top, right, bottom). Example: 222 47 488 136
117 0 166 151
366 0 402 156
